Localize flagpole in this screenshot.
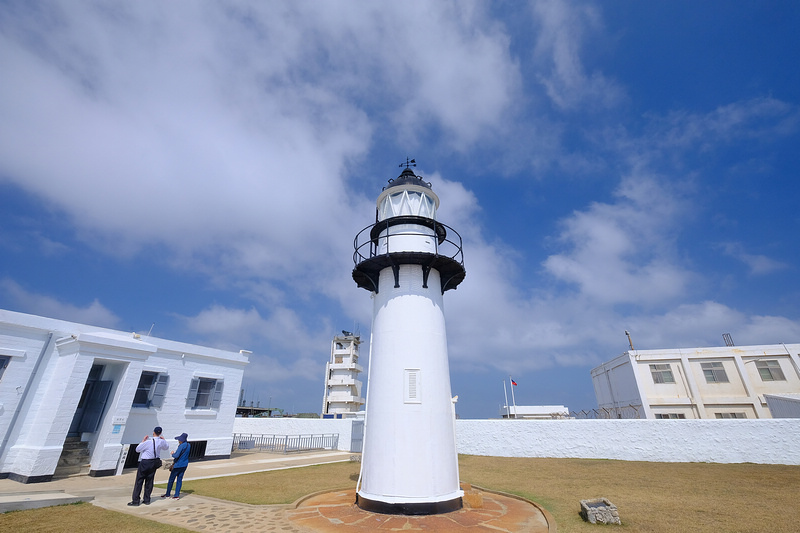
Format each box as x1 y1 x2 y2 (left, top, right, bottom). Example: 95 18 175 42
509 376 517 419
503 380 510 419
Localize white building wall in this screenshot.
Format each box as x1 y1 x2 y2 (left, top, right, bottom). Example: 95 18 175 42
232 417 800 465
456 419 800 465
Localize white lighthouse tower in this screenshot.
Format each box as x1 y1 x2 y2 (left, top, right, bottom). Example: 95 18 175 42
353 161 466 515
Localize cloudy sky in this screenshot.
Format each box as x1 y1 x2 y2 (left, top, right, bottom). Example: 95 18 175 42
2 1 799 418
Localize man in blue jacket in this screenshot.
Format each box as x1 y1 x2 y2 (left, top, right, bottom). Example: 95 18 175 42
161 432 191 500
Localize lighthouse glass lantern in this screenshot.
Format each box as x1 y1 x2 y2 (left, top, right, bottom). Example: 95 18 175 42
352 164 466 515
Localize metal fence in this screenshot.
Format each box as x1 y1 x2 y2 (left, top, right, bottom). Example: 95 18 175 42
232 433 339 454
570 405 644 419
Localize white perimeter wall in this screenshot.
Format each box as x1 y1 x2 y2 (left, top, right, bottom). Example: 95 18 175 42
456 419 800 465
234 418 800 465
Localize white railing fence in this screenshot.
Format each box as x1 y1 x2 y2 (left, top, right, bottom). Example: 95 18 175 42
232 433 339 454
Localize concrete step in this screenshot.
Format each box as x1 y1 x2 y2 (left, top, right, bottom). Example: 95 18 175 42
0 490 94 513
54 438 91 477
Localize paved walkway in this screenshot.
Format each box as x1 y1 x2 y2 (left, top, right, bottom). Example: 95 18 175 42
0 451 554 532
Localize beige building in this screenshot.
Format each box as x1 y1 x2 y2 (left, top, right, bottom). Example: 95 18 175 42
591 343 800 419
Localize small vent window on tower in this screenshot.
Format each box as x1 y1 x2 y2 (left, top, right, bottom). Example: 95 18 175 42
404 369 421 403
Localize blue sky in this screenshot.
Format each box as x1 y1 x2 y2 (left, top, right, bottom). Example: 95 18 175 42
2 1 799 418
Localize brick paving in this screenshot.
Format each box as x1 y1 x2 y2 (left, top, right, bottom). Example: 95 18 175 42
286 487 553 532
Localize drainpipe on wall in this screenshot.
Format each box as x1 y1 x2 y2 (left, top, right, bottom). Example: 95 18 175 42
0 332 54 460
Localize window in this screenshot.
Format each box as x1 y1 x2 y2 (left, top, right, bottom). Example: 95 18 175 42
186 377 224 409
655 413 685 419
650 364 675 384
756 360 786 382
132 371 169 408
702 362 729 383
715 412 746 419
0 356 10 382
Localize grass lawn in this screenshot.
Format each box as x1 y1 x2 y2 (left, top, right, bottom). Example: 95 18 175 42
181 455 799 532
0 501 190 532
458 455 799 532
176 460 361 505
3 456 798 532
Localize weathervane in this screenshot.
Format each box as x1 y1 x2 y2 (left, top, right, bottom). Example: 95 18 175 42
399 157 416 169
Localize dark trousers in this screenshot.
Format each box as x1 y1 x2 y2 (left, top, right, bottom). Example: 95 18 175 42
131 459 158 504
166 466 187 497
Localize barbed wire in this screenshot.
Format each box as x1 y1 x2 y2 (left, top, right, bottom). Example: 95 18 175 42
570 405 643 419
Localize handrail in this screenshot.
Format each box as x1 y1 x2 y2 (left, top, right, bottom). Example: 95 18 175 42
232 433 340 454
353 219 465 268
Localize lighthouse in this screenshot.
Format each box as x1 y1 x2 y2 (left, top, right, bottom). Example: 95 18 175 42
352 161 466 515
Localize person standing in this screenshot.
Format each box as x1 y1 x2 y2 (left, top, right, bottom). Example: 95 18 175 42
162 432 191 500
129 426 169 506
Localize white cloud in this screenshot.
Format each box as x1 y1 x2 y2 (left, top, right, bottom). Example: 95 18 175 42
0 0 520 293
0 278 120 328
646 97 800 152
531 0 624 110
179 304 333 382
719 242 788 276
543 174 691 306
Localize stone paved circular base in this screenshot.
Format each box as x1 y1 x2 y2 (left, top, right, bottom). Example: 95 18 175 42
286 487 554 532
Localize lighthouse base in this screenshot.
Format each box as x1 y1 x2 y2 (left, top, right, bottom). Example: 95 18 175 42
355 493 463 515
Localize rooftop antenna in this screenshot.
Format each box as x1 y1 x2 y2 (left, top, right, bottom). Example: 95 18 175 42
625 330 635 350
399 157 416 169
146 323 155 338
723 333 735 347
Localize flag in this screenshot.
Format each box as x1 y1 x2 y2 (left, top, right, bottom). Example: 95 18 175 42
511 379 518 386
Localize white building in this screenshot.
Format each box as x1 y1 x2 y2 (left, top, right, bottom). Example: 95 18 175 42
320 332 364 417
0 309 248 483
592 343 800 419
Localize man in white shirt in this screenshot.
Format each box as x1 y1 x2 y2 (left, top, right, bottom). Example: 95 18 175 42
129 426 170 506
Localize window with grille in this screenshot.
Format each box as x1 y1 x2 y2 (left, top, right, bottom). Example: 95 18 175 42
756 360 786 381
655 413 685 419
404 369 421 403
132 371 169 408
650 364 675 384
715 412 746 419
701 361 729 383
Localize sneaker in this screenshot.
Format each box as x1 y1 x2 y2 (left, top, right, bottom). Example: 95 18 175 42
160 494 170 498
143 501 151 505
172 496 180 500
127 501 140 506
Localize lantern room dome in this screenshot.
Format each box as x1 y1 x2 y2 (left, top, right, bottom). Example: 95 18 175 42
376 169 439 222
385 168 432 190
